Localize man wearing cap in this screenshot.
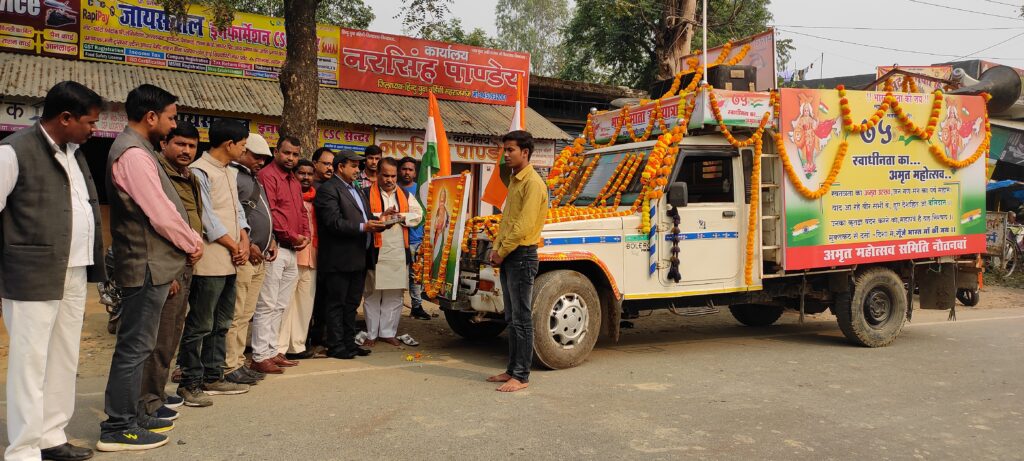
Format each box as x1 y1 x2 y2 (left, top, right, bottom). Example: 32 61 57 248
314 150 384 359
223 132 277 385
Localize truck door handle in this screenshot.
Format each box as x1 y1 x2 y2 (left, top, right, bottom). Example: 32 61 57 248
722 211 736 218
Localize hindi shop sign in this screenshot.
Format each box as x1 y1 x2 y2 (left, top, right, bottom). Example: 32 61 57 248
376 129 554 167
79 2 341 86
778 88 987 270
0 0 80 58
339 28 530 106
253 121 374 153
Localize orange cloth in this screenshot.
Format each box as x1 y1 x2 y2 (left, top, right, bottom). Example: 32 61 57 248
296 188 317 268
368 183 409 249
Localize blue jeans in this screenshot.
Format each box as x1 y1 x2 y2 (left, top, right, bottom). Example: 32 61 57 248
179 274 237 389
101 269 172 434
499 245 539 382
409 242 423 310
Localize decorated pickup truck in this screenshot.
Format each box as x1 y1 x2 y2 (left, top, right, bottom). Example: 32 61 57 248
415 50 992 370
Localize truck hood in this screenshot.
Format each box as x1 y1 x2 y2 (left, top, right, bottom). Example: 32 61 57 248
542 215 626 232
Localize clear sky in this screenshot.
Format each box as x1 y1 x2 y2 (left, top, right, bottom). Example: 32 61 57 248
369 0 1024 81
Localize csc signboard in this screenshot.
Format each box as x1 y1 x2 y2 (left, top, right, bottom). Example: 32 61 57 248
339 28 530 106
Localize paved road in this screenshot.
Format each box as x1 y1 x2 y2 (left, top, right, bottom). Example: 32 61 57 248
3 306 1023 460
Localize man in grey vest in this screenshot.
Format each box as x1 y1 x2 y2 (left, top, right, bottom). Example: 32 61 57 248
99 85 204 452
1 81 105 461
224 133 276 384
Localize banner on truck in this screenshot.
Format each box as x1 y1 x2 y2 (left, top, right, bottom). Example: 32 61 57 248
339 28 530 106
79 2 340 85
423 174 472 300
875 66 953 93
0 0 80 57
779 88 987 270
678 29 776 91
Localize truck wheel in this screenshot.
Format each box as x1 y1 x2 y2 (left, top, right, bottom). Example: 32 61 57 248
835 267 907 347
443 310 506 340
531 270 602 370
956 288 980 307
728 304 784 327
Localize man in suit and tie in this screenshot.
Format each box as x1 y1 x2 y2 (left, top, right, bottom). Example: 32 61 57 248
313 150 385 359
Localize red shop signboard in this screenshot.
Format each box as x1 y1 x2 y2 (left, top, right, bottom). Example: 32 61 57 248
339 28 530 106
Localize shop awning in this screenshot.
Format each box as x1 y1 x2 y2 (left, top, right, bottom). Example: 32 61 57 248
0 52 570 140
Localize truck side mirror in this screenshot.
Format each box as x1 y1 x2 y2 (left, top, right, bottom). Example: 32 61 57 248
667 182 688 208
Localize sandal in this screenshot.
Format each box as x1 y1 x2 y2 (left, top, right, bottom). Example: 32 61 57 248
397 334 419 347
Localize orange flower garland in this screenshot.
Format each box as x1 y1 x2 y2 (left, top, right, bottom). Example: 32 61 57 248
706 85 776 147
724 44 751 66
625 99 664 143
776 133 849 200
612 153 644 207
591 154 633 206
566 154 601 204
744 132 763 286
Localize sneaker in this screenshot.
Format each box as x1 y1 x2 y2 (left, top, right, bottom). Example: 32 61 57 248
202 379 250 395
224 367 260 385
138 415 174 433
177 386 213 407
164 395 185 409
96 428 168 452
153 405 178 421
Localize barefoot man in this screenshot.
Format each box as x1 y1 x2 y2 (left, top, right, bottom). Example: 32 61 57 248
487 130 548 393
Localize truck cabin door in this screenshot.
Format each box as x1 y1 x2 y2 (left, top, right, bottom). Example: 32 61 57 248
659 150 743 285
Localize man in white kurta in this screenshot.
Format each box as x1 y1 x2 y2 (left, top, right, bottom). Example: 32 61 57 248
364 158 423 346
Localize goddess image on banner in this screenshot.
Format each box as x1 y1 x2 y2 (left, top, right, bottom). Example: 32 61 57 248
419 173 472 300
779 88 987 270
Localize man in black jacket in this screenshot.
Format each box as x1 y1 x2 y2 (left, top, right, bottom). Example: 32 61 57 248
313 150 385 359
0 81 106 461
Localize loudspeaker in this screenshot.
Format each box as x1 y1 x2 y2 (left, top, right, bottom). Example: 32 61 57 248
706 65 757 91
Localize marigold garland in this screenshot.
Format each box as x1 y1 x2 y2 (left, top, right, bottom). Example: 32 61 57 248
776 133 849 200
745 133 763 286
566 154 601 204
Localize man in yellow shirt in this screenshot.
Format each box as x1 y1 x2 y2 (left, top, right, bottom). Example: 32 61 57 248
487 130 548 393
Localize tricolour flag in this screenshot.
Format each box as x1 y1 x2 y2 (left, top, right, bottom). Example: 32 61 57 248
418 92 452 206
481 74 526 208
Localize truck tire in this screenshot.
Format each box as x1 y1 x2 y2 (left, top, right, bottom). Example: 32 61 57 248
835 267 907 347
728 304 784 327
531 270 602 370
444 310 506 340
956 288 980 307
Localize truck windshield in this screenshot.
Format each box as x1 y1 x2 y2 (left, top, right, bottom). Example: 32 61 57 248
569 147 652 207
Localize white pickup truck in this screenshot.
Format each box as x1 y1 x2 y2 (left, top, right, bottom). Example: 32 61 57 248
439 87 988 370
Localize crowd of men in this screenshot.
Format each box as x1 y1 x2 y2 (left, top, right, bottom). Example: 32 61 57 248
0 81 548 460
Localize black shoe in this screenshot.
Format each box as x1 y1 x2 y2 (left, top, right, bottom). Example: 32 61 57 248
96 428 168 452
352 347 372 356
41 442 94 461
241 366 266 381
153 405 178 421
163 395 185 409
410 307 432 320
225 367 260 385
138 415 174 433
327 349 357 359
285 350 316 360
